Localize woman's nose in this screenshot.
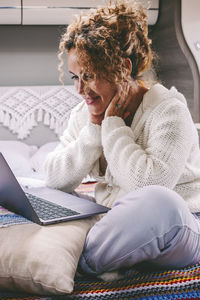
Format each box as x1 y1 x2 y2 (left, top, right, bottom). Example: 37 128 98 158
77 79 84 94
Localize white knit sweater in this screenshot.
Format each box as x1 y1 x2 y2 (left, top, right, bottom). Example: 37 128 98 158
44 84 200 212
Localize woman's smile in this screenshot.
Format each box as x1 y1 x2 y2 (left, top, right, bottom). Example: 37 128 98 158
84 95 101 105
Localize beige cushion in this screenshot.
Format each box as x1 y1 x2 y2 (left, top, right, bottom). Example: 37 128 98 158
0 218 95 295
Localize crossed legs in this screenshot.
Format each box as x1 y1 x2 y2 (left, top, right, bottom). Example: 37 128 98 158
79 185 200 275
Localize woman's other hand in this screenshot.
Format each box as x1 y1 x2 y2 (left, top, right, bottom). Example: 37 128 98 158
104 82 131 121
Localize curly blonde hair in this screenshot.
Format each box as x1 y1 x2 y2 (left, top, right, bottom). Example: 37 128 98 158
58 0 154 86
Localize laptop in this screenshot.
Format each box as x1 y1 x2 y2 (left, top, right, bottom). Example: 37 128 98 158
0 153 110 225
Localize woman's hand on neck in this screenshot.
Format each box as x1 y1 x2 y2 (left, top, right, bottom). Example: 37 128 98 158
126 81 148 115
104 80 148 124
89 80 149 126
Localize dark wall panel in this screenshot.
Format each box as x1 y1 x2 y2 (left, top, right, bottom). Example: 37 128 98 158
150 0 200 122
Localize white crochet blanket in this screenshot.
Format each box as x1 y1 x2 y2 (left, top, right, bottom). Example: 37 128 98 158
0 85 82 139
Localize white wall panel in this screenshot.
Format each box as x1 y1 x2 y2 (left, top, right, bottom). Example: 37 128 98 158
22 0 159 25
0 0 21 24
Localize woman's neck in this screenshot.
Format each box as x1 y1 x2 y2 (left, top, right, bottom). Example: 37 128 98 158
125 81 149 126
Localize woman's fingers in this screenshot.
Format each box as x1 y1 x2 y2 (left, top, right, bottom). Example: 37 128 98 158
105 82 130 118
115 82 130 110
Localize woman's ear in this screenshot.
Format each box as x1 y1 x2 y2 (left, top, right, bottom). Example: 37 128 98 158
124 58 132 76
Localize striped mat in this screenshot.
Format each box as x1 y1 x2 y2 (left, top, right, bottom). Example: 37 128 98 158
72 264 200 299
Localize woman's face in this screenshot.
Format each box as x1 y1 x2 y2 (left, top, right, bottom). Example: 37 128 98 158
67 48 117 116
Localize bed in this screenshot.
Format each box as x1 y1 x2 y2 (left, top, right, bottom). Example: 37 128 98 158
0 85 200 299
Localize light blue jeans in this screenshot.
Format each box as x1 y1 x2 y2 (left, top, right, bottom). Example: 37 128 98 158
79 185 200 275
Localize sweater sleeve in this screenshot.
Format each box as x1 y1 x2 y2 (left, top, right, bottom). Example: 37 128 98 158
44 107 102 193
101 100 194 192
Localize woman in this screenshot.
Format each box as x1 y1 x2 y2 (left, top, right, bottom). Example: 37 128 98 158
44 0 200 276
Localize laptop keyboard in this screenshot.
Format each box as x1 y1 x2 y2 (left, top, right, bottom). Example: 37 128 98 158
25 192 80 220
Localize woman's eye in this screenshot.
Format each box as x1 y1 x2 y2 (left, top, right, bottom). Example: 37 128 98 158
83 72 94 81
71 75 79 80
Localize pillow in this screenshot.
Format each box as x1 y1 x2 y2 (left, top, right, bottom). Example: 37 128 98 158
30 142 59 176
0 141 37 177
0 217 96 294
